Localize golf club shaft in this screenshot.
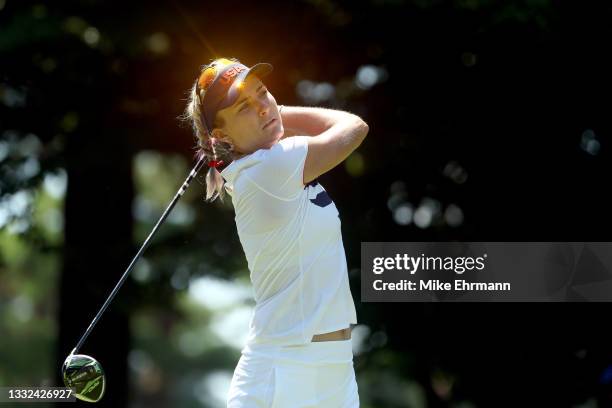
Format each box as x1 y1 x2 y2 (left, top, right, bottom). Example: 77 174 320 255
72 155 208 354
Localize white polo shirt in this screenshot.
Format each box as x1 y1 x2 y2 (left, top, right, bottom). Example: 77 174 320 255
221 136 358 347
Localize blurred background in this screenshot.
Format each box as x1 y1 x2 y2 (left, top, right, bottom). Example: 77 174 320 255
1 0 611 407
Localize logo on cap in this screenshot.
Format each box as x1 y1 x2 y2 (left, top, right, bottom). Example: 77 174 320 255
219 65 247 85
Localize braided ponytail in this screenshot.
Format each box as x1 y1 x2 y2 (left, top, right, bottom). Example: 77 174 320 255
202 136 227 202
184 81 232 202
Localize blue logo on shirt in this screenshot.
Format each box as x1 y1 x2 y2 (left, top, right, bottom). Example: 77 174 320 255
305 179 332 208
310 191 332 207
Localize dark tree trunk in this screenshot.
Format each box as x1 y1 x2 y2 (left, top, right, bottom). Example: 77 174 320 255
56 126 135 408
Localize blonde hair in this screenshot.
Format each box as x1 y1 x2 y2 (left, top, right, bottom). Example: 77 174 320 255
182 58 239 202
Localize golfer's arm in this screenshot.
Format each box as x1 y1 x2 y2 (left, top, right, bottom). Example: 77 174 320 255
280 106 368 184
281 106 340 136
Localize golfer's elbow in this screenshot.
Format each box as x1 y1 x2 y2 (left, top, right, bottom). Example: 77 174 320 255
350 114 369 147
358 117 369 141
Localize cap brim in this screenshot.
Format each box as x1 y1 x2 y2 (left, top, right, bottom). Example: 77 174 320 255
218 62 274 110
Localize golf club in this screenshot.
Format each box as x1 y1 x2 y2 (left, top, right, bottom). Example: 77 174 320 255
62 155 207 402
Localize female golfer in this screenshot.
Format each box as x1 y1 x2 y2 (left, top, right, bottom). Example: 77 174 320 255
184 57 368 407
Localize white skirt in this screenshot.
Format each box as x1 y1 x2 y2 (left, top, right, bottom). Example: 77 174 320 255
226 339 359 407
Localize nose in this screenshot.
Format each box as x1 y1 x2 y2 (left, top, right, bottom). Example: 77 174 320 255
258 103 269 117
253 95 269 115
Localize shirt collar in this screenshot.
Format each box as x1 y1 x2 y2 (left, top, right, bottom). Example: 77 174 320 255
220 149 265 188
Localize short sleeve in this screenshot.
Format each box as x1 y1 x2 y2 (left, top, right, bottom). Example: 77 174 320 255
242 136 309 200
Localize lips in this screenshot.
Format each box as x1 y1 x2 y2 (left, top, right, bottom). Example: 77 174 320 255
262 118 276 130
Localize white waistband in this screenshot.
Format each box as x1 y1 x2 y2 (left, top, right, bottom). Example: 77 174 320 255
242 339 354 365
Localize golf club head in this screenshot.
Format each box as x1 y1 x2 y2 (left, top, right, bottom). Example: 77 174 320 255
62 352 106 402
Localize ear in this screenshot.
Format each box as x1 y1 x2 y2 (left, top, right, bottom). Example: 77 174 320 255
212 131 235 147
210 128 226 140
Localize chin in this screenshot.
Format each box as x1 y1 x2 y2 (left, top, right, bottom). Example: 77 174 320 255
255 123 283 150
268 124 284 143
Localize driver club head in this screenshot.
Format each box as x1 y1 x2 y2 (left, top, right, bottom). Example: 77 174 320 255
62 352 106 402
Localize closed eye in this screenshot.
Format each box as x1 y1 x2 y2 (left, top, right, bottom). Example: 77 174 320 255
238 88 268 112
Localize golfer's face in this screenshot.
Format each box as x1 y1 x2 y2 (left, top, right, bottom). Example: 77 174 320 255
216 76 283 155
